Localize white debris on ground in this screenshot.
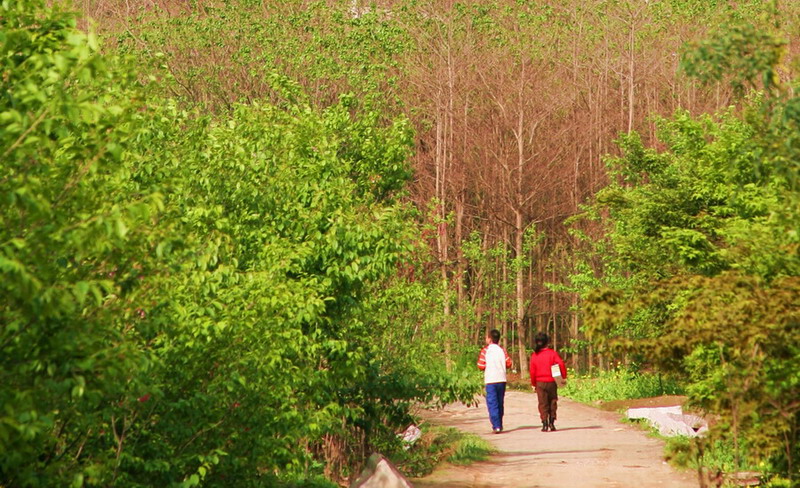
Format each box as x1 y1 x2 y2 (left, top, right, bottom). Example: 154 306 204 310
627 405 709 437
398 424 422 450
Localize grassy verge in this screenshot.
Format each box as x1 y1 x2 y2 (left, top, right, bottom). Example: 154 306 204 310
392 425 496 478
663 436 795 487
560 367 684 404
664 436 747 474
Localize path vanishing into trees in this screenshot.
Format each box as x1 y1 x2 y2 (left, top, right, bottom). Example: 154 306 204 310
412 391 698 488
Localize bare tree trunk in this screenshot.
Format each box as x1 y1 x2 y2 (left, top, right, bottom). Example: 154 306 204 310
501 226 509 353
454 199 465 340
571 293 579 372
514 208 528 377
528 249 535 350
551 266 557 350
435 109 452 369
514 77 530 377
627 16 635 134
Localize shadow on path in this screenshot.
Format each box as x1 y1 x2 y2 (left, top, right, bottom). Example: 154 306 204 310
550 425 603 432
502 424 602 433
491 448 609 458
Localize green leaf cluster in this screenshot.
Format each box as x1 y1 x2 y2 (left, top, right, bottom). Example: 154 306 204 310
1 1 478 486
1 1 163 484
581 18 800 481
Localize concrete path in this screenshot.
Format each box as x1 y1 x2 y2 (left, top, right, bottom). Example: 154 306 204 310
412 390 699 488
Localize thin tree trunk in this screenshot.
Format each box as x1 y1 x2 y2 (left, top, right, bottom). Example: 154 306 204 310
515 208 528 377
455 199 465 341
627 13 635 134
435 110 452 369
571 293 579 372
551 267 557 350
501 227 509 353
514 75 530 377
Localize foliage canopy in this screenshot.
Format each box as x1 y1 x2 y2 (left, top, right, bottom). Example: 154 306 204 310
0 1 478 486
582 16 800 481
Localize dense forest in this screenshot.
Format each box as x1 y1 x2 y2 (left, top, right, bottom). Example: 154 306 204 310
1 0 798 486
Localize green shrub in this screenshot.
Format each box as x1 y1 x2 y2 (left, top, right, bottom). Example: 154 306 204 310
665 436 749 474
0 2 479 486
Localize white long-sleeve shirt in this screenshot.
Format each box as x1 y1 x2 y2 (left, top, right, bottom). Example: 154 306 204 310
477 343 512 384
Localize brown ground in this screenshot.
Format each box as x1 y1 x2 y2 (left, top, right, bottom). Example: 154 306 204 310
597 395 689 412
411 390 699 488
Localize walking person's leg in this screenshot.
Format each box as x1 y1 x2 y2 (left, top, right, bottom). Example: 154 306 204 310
485 383 501 432
496 382 506 431
536 381 550 431
548 383 559 431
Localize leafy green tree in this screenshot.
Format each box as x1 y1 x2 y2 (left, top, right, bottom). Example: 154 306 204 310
582 16 800 481
1 0 163 484
115 94 427 485
2 2 478 486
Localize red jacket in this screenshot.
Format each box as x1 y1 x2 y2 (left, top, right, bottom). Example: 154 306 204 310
529 348 567 385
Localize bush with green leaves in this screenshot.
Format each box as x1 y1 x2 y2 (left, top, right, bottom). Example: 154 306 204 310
1 1 478 486
1 1 164 484
581 17 800 482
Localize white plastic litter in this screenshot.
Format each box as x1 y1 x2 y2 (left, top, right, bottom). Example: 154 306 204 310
398 424 422 449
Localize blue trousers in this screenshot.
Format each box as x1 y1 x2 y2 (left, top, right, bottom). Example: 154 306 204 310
485 382 506 430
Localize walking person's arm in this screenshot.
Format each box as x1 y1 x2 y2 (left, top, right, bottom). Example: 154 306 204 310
529 353 537 389
477 346 488 370
555 351 567 383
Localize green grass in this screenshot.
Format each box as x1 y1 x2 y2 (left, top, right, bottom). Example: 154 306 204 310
664 436 741 473
560 367 684 403
447 434 495 465
392 426 496 478
661 436 786 487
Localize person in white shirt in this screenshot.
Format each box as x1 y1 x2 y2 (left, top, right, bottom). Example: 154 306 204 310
477 329 513 433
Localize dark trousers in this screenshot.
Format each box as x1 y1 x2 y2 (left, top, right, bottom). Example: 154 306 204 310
485 382 506 430
536 381 558 421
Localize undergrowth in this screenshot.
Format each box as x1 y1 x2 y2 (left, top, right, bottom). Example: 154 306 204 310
665 437 747 474
560 367 684 403
664 436 794 488
392 425 495 478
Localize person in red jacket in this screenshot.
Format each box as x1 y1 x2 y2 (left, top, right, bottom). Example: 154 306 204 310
529 332 567 432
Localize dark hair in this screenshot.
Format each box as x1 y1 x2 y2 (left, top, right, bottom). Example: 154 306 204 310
534 332 549 353
489 329 501 344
